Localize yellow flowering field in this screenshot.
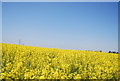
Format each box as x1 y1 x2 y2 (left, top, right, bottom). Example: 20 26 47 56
0 43 119 79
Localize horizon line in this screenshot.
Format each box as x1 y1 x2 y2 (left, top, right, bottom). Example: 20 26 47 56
1 42 119 53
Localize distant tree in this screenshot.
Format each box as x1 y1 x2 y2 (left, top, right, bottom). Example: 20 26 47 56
109 51 111 53
99 50 102 52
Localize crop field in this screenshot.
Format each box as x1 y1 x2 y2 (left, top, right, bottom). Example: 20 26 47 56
0 43 119 79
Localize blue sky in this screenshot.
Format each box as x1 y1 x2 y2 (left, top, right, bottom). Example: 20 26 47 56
0 2 2 43
2 0 120 2
2 2 118 52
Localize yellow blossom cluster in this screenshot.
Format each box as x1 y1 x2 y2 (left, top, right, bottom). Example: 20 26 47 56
0 43 119 79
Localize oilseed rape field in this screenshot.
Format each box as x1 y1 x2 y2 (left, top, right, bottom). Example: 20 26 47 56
0 43 119 79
